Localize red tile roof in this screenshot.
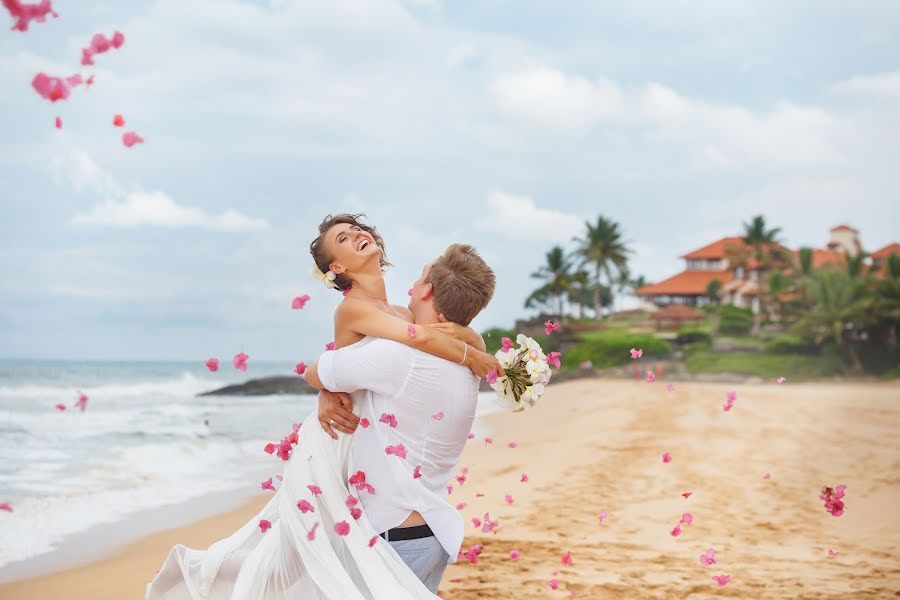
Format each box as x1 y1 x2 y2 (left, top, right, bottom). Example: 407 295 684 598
831 224 858 232
680 237 746 260
636 270 732 297
792 248 846 269
871 243 900 259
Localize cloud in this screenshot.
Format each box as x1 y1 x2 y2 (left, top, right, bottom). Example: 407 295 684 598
59 151 268 231
490 66 846 167
72 191 269 231
475 192 583 241
830 72 900 99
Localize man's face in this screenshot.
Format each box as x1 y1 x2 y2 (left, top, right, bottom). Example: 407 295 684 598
408 260 434 312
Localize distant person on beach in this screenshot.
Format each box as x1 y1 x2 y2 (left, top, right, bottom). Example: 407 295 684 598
147 214 498 599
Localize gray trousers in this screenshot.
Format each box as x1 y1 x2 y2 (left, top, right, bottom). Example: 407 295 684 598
386 533 449 594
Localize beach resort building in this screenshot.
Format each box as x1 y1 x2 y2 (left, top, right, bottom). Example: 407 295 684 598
636 225 898 314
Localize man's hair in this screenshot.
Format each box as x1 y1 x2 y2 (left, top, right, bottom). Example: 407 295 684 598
426 244 495 326
309 213 390 292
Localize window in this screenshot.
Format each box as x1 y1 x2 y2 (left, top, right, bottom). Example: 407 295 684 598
706 259 721 269
735 267 744 279
750 270 759 282
687 259 702 270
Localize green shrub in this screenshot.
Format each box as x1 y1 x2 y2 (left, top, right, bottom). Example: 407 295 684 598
482 328 516 355
763 334 818 355
482 328 554 355
562 331 671 370
719 305 754 336
675 327 712 346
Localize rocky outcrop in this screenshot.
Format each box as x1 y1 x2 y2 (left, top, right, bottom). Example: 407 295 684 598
198 376 317 396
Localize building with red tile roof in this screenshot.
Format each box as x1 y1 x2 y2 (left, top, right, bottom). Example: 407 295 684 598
635 225 892 314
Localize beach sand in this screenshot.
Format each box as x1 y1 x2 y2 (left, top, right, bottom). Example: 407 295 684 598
2 379 899 599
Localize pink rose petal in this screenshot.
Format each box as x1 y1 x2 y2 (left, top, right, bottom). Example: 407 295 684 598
662 452 671 463
699 548 717 566
359 418 370 428
325 341 335 351
296 499 315 513
259 519 271 533
547 351 561 369
307 484 322 496
113 113 125 127
261 477 275 492
122 131 144 148
294 362 307 375
630 347 643 359
509 549 520 561
520 473 529 482
307 522 319 540
369 535 378 547
711 574 731 587
378 413 397 428
291 294 310 309
385 443 407 460
232 351 249 372
431 411 444 420
500 337 514 352
205 357 219 372
334 520 350 536
561 550 573 565
544 320 560 335
413 465 422 479
3 0 58 32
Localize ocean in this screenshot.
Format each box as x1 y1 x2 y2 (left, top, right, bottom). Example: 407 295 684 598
0 358 316 578
0 358 500 581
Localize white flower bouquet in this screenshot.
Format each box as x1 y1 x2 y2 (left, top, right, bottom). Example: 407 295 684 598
486 334 552 411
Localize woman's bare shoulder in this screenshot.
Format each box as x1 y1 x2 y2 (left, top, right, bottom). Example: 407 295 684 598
391 304 414 322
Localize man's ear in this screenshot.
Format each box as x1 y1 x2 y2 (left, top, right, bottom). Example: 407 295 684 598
438 313 448 323
419 282 434 300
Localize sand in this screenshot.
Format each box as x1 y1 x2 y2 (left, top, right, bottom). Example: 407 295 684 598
2 379 899 599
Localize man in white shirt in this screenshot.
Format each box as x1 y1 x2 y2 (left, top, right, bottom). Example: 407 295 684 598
304 244 495 593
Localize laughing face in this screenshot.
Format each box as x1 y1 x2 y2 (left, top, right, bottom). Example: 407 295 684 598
323 222 382 277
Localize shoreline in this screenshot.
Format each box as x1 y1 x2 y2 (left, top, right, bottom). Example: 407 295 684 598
2 378 899 599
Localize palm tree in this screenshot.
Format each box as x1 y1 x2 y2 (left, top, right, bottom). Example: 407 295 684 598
792 268 866 372
567 271 593 319
525 246 578 321
706 278 723 304
573 215 630 319
741 214 786 334
845 251 866 278
798 247 814 276
743 215 782 246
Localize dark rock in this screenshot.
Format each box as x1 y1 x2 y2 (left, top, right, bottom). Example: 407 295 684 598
198 376 317 397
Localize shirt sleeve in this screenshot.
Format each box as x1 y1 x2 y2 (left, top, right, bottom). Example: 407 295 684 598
315 339 412 397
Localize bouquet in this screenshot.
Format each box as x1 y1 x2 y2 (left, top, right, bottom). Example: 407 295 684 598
487 334 552 411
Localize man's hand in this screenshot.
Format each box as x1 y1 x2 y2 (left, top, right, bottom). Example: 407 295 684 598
318 389 359 440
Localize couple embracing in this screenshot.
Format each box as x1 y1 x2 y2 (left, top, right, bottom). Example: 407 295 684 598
147 213 502 599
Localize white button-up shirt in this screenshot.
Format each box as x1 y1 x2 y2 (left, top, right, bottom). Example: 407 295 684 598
316 336 480 561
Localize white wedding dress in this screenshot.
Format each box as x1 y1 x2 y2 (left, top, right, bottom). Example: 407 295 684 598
146 391 438 599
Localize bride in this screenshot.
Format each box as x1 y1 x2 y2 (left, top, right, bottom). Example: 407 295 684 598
146 214 499 599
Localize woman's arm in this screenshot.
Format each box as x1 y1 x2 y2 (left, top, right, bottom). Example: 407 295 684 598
336 299 499 376
423 322 487 352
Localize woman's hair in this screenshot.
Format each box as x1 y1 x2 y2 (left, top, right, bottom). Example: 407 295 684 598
309 213 391 292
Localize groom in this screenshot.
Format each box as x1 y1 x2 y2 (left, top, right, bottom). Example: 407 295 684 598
304 243 495 593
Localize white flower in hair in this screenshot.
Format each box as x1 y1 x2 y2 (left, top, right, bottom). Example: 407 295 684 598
312 265 338 289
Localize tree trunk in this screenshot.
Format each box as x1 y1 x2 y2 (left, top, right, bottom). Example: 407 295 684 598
606 268 615 321
557 293 564 324
593 264 602 318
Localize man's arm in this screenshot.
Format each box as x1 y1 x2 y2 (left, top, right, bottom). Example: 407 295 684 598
306 339 411 398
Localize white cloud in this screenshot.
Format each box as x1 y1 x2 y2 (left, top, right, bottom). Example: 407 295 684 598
475 192 583 241
830 72 900 99
72 191 269 231
55 151 269 232
490 67 846 167
491 67 624 129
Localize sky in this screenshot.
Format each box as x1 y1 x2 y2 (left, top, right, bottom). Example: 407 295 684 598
1 0 899 361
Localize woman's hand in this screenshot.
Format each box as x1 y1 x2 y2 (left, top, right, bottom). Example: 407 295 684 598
318 389 359 440
466 347 503 378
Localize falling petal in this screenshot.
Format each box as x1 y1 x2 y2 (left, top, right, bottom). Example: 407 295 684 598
112 113 125 127
232 352 249 371
334 520 350 536
205 357 219 372
122 131 144 148
3 0 58 32
291 294 310 310
258 519 271 533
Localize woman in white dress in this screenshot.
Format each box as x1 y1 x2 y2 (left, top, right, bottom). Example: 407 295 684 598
146 214 498 599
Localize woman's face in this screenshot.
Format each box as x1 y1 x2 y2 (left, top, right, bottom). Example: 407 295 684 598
323 222 381 276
